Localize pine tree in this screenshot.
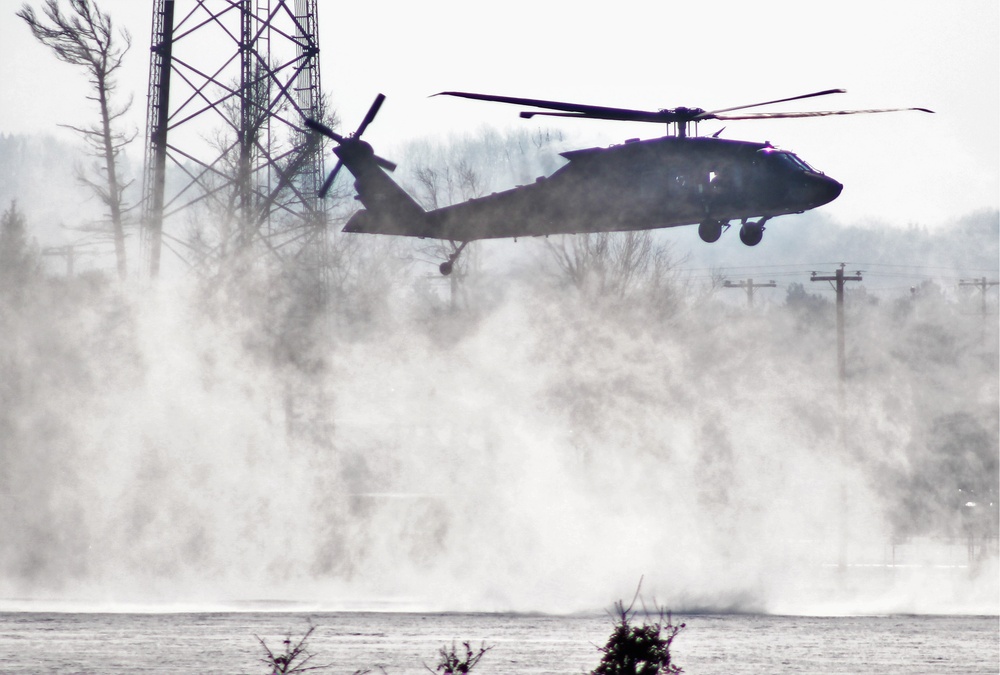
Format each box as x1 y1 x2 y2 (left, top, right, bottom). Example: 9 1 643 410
17 0 134 280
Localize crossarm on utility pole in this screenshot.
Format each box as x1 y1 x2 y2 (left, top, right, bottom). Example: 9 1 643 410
811 263 863 388
723 278 777 308
959 276 999 321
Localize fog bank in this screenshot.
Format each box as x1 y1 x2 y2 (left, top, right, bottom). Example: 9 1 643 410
1 254 996 615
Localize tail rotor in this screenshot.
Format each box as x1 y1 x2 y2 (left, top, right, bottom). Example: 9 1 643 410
305 94 397 199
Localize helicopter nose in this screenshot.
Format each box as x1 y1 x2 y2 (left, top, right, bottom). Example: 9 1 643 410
804 173 843 207
823 175 843 203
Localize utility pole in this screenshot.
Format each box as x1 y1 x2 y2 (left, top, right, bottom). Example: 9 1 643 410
811 263 863 575
959 277 999 321
724 278 776 308
811 264 864 389
42 245 76 277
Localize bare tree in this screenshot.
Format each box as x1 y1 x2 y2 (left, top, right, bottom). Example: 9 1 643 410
426 641 493 674
544 231 682 305
400 126 567 285
184 61 277 273
256 625 335 674
181 67 340 284
412 159 484 211
407 154 486 299
18 0 134 281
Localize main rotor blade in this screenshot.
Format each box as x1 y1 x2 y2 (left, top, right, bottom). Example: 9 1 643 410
304 118 345 143
355 93 386 138
714 106 935 120
520 111 598 120
705 89 846 116
436 91 671 123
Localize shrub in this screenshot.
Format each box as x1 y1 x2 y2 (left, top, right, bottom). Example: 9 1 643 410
256 625 337 674
591 598 685 675
426 641 493 674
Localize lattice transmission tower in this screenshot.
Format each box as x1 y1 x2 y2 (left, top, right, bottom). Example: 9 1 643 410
141 0 329 278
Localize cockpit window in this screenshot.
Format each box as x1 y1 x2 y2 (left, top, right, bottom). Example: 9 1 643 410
759 148 818 173
784 152 817 172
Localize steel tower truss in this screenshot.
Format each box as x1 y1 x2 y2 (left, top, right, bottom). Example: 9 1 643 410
141 0 328 277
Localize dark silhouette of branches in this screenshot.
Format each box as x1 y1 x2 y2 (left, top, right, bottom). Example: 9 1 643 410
545 231 684 311
591 587 685 675
256 626 335 674
17 0 134 280
425 641 493 674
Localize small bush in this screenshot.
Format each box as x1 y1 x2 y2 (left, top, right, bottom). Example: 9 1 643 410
591 598 685 675
426 640 493 674
256 625 337 674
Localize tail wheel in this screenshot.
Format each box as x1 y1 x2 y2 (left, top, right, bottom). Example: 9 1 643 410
438 240 469 276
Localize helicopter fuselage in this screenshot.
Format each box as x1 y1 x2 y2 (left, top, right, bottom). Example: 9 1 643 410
343 135 843 242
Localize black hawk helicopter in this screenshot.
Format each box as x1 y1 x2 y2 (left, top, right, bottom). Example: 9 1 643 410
305 89 931 275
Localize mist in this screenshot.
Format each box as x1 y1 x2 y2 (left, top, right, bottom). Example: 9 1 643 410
1 122 997 615
1 213 997 615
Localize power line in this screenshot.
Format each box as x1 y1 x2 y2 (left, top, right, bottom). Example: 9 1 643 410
680 260 996 288
855 261 998 274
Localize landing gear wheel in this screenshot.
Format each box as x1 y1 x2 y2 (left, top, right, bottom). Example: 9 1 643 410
438 240 469 276
739 223 764 247
699 220 724 243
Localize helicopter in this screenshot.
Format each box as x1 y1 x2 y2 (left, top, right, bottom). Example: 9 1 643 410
305 89 932 275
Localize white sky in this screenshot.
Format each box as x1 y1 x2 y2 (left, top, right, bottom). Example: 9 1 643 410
1 0 997 229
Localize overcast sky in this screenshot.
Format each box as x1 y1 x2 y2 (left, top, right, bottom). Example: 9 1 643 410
1 0 997 229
